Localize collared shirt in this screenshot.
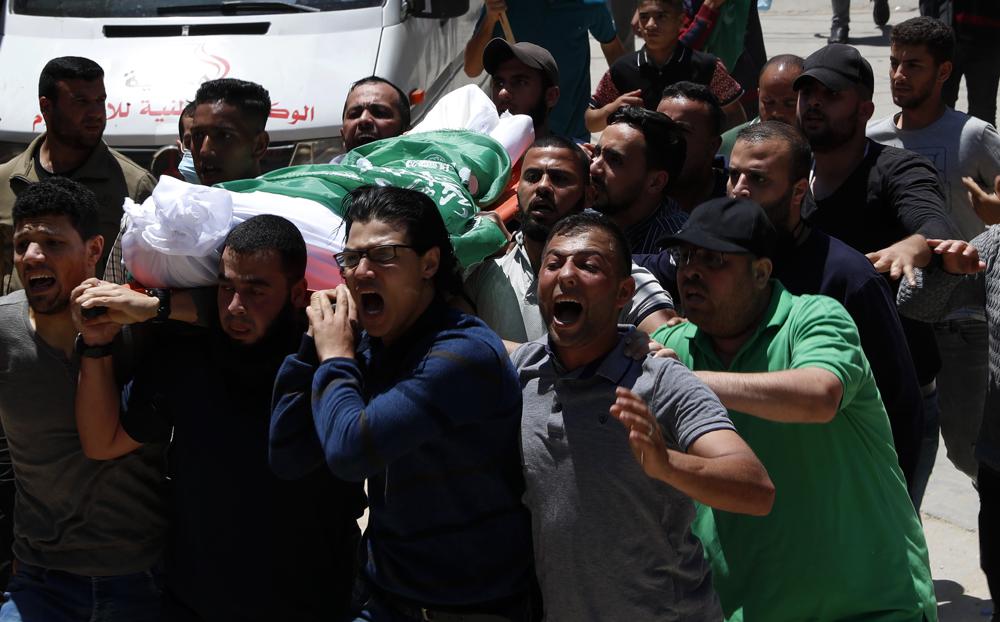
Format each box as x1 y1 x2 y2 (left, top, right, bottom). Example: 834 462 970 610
512 328 732 621
652 283 936 621
625 197 688 255
463 231 674 342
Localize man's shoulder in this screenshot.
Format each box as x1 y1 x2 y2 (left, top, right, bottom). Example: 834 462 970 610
866 115 899 141
438 307 508 356
510 338 549 373
106 147 156 193
799 230 882 284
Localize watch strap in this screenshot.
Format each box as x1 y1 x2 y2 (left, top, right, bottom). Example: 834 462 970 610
74 333 114 359
147 288 171 323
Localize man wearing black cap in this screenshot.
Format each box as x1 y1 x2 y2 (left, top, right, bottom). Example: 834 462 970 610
651 196 936 621
795 42 958 508
481 38 561 139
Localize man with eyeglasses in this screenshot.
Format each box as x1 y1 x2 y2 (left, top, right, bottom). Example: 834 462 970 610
270 186 536 621
651 197 936 621
728 120 923 492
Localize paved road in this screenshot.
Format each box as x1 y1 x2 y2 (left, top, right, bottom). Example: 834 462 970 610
585 1 996 617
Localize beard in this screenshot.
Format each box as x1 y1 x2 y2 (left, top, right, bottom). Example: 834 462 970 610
758 188 798 251
892 82 934 110
519 195 587 242
528 96 550 131
800 110 860 153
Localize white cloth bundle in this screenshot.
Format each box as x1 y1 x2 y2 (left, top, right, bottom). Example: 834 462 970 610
411 84 535 164
122 175 344 289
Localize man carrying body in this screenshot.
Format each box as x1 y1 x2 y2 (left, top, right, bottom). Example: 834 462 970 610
334 76 410 163
271 186 535 620
719 54 804 158
868 16 1000 480
729 120 924 488
104 77 272 284
0 56 155 292
513 210 774 620
465 136 677 345
652 197 936 621
796 43 959 506
464 0 624 140
482 39 561 140
656 82 729 213
0 177 164 621
72 215 363 620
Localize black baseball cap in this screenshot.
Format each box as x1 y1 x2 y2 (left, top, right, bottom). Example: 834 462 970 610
793 43 874 95
483 38 559 85
661 197 777 257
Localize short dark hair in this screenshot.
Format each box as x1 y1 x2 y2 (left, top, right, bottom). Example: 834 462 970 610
195 78 271 133
222 214 307 283
891 16 955 65
661 81 725 136
546 210 631 279
636 0 684 13
38 57 104 101
343 76 412 131
177 101 196 139
13 177 100 241
736 121 813 182
342 185 462 296
760 54 805 77
526 135 591 181
606 106 686 181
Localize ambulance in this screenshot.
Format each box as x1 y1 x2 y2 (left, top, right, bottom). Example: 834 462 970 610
0 0 482 170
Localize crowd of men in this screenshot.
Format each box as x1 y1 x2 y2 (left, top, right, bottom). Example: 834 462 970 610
0 0 998 620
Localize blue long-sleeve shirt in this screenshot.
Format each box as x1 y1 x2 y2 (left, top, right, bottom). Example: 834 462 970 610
270 298 533 606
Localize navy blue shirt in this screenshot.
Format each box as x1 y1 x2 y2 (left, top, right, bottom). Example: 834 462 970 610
270 298 533 607
771 227 924 486
121 319 363 621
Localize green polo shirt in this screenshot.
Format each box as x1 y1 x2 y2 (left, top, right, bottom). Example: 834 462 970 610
652 283 936 622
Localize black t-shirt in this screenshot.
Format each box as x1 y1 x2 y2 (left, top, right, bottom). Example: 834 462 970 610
772 228 923 486
121 320 364 622
801 140 957 383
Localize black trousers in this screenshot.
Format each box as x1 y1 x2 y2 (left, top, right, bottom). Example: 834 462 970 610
980 462 1000 608
943 41 1000 128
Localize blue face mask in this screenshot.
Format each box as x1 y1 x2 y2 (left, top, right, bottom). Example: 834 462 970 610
178 149 200 184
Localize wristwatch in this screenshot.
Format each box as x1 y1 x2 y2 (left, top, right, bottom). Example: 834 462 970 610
74 333 114 358
146 288 171 323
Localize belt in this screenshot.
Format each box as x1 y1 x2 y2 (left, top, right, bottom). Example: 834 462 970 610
370 585 531 622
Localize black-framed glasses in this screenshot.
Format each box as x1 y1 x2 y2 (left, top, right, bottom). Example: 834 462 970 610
334 244 415 269
670 247 727 269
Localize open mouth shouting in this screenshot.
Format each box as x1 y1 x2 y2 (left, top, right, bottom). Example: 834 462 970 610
25 271 57 295
552 296 584 327
359 290 386 318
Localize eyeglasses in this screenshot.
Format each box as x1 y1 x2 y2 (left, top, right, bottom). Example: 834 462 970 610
334 244 414 269
670 247 728 269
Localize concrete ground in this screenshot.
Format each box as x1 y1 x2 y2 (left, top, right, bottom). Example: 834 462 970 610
582 0 997 618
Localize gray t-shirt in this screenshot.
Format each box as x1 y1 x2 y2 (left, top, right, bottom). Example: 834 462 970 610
0 290 166 575
464 232 673 342
511 330 733 621
868 108 1000 241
